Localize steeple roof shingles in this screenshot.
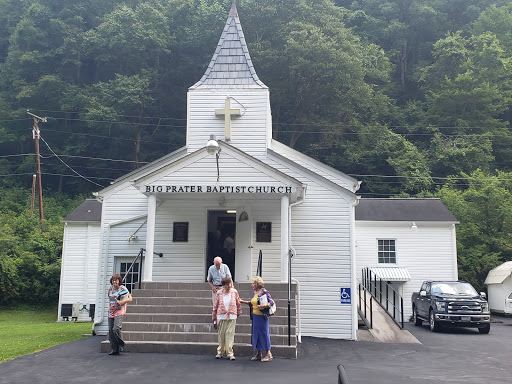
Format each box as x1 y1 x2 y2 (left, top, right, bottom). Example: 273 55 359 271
189 2 266 89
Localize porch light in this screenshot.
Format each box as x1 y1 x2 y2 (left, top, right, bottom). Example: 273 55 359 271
238 211 249 222
206 134 221 181
227 210 236 214
206 134 220 155
411 222 418 231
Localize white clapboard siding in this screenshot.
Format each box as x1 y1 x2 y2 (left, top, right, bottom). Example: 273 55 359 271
259 156 355 339
355 222 458 319
94 184 150 334
187 90 270 158
58 223 100 322
158 155 293 187
249 199 282 282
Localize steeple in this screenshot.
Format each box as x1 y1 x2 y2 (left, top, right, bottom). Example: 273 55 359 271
189 0 266 89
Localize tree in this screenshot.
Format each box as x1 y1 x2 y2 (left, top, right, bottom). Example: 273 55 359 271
439 170 512 291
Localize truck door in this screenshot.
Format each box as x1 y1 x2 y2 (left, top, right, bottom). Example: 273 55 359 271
418 282 430 317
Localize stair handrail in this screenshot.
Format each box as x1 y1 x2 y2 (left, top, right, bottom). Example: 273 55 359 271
122 248 144 290
122 248 164 290
256 249 262 277
287 249 292 346
291 277 301 343
362 267 404 329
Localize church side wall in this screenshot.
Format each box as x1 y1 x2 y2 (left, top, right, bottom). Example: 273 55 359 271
58 223 100 322
355 222 458 320
95 185 149 335
264 158 354 339
290 185 353 339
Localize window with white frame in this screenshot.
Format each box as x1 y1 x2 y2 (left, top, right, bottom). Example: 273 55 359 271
378 239 396 263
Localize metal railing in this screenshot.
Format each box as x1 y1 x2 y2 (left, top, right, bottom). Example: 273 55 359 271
122 248 144 291
287 249 293 346
256 249 262 277
121 248 164 291
357 280 373 329
337 364 350 384
362 268 404 329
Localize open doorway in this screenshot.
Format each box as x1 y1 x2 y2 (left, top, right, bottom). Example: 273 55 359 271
206 210 236 281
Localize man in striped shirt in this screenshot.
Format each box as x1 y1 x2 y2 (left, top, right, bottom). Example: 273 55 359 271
208 256 232 293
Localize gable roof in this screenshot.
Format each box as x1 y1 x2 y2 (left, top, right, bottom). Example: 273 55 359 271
132 141 306 200
269 139 359 193
189 1 266 89
355 198 458 222
62 199 102 222
94 146 188 196
484 261 512 285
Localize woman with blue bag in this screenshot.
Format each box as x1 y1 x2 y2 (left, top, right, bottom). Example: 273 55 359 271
241 276 275 362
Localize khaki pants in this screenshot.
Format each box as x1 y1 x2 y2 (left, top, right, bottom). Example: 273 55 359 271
217 319 237 357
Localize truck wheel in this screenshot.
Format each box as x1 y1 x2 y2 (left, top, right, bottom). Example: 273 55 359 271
429 309 441 332
478 324 490 334
413 307 422 326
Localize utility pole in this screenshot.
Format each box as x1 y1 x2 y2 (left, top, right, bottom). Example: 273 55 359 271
31 174 36 215
27 110 47 221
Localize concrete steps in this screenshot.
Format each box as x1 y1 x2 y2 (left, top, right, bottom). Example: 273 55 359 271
102 282 297 358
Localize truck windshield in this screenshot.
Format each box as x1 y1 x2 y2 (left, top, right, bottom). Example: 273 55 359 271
430 282 478 296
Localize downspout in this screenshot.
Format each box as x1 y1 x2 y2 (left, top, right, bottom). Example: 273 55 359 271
288 185 306 343
451 223 458 280
350 196 360 341
92 223 110 334
57 222 68 321
92 213 148 334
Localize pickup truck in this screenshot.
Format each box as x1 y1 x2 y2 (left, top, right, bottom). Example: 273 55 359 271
412 281 490 333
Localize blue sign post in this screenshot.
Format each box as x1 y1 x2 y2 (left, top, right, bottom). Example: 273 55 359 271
340 288 351 304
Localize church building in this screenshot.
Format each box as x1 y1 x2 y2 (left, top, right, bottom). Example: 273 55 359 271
58 1 458 345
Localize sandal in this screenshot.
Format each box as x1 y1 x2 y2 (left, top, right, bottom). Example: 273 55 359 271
261 353 273 362
251 352 262 361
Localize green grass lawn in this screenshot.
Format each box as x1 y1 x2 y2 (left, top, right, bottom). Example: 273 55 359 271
0 306 92 363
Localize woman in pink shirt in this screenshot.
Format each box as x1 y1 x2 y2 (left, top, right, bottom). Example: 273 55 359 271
107 273 132 355
212 277 242 360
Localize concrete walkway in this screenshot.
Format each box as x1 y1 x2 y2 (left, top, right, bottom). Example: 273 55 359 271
1 318 511 383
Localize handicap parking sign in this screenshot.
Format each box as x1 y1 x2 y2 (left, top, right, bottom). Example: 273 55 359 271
340 288 351 304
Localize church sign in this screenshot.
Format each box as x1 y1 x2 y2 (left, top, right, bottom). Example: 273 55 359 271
143 185 294 194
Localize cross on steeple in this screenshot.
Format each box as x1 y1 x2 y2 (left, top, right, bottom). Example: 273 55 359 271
215 98 240 140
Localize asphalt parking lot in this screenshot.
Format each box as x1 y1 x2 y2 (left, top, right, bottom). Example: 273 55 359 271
1 316 511 384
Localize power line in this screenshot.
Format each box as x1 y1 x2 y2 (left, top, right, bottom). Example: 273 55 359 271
0 172 114 180
48 117 186 128
40 153 149 164
41 128 182 144
40 136 105 188
349 174 512 181
0 153 36 158
32 109 188 121
276 130 511 137
0 118 33 122
273 122 512 130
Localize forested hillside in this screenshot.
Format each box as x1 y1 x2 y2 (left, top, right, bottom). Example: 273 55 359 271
1 0 511 303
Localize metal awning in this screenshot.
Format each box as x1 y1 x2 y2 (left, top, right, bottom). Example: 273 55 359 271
368 267 411 282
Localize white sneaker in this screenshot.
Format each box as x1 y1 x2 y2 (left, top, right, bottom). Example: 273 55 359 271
215 353 222 359
228 355 236 361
